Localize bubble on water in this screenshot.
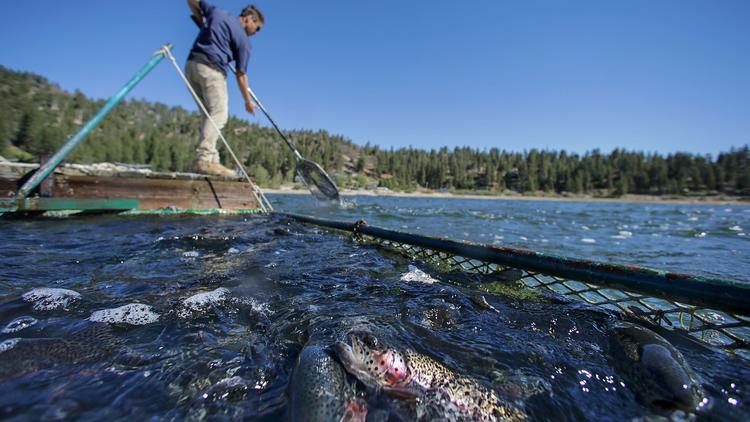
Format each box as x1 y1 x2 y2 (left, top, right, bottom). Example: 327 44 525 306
581 238 596 244
183 251 200 258
2 316 38 333
227 247 240 254
89 303 160 325
232 297 271 316
178 288 230 318
401 265 438 284
21 288 82 311
0 338 20 353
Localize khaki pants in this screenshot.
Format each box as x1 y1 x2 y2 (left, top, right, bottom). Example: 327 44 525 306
185 60 228 164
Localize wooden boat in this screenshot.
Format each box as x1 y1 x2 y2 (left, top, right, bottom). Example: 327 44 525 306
0 161 266 214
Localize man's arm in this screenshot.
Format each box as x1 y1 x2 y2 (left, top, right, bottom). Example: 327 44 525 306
235 71 256 115
187 0 203 26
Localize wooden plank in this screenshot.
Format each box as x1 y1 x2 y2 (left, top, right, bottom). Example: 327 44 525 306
52 175 260 210
0 179 15 197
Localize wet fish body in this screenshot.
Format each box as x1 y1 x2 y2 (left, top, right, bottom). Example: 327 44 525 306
289 345 366 422
335 330 526 421
0 323 123 378
609 321 705 412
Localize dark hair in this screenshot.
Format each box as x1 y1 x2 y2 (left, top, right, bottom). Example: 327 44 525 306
240 5 264 24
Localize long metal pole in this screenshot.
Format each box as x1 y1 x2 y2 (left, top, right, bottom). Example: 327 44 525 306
16 45 171 199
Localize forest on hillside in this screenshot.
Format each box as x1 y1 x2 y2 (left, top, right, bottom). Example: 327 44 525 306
1 65 748 196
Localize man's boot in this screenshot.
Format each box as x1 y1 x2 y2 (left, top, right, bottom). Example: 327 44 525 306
195 159 236 177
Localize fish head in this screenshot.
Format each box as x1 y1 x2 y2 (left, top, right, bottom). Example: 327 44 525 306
335 329 413 395
639 343 704 411
610 322 705 412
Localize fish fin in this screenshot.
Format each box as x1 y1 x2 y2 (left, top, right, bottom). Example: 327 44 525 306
340 398 367 422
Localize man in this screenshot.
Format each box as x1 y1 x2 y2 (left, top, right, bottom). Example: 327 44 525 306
186 1 264 177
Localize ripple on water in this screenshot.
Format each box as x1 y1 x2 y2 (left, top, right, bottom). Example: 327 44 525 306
0 338 21 353
89 303 160 325
21 288 81 311
1 316 38 334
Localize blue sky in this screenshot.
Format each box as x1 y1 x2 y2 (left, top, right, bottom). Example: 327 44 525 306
1 1 748 155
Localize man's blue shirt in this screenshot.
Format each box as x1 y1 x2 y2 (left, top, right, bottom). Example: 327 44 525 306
190 0 251 75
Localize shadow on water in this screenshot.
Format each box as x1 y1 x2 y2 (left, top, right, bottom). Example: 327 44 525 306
0 212 747 420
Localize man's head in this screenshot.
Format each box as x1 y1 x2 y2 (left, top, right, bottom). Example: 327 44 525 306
239 5 264 36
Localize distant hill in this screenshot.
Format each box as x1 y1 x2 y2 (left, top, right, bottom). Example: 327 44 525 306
1 65 747 195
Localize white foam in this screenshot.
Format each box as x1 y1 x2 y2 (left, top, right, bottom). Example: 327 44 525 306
729 225 742 232
0 338 20 353
183 251 200 258
89 303 160 325
581 238 596 244
618 231 633 237
232 297 271 315
227 247 240 254
21 288 82 311
178 288 230 318
401 265 438 284
2 316 38 334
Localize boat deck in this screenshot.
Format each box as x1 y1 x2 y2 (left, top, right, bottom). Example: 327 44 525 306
0 162 265 213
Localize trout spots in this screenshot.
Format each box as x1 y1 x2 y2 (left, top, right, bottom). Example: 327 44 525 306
336 330 527 421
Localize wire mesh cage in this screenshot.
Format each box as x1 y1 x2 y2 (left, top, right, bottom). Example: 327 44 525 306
354 233 750 361
281 213 750 362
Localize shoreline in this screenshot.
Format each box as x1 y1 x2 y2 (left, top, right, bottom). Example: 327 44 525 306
262 187 749 205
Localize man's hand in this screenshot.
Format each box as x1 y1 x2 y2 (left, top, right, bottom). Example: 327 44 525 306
245 100 256 115
235 72 255 115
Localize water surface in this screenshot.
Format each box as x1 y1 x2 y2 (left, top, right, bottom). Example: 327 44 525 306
0 197 747 420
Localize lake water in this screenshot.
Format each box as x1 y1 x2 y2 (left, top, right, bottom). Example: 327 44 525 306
0 195 747 420
270 194 750 284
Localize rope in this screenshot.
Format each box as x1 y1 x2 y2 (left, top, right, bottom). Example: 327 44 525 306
160 46 273 213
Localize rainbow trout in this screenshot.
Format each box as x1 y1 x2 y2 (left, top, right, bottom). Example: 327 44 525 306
609 322 705 412
335 330 526 422
0 323 123 378
289 345 367 422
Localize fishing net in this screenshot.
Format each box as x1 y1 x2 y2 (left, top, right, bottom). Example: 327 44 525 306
296 159 341 202
359 235 750 360
283 214 750 361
